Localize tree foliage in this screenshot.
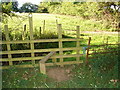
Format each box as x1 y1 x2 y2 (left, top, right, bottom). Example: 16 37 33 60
20 3 38 13
38 2 120 30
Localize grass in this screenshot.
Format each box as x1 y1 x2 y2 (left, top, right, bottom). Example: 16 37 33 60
2 52 118 88
2 33 119 88
1 13 119 88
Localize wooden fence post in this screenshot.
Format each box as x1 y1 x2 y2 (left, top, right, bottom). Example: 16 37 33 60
4 25 13 66
58 24 63 67
76 26 80 61
39 62 46 74
86 37 91 64
29 13 35 65
43 20 45 34
40 27 41 35
22 24 26 40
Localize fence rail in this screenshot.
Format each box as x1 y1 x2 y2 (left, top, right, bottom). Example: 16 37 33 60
86 41 119 61
0 13 85 69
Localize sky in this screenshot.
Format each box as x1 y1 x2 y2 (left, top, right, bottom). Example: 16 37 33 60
18 0 42 7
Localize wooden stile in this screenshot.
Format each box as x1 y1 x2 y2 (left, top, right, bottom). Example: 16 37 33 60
39 51 56 74
1 15 85 69
4 25 13 65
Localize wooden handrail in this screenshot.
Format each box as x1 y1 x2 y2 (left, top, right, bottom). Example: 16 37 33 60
39 51 56 63
39 51 56 74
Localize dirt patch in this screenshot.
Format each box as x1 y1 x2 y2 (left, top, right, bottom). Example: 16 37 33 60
46 65 74 82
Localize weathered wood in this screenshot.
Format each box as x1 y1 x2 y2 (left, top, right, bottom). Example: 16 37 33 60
4 25 13 66
58 24 63 67
1 61 83 69
1 54 83 61
0 38 84 44
39 62 46 74
76 26 80 61
29 13 35 64
52 52 56 63
90 47 118 51
88 51 118 55
39 51 56 74
40 27 41 35
43 20 45 34
86 37 91 64
40 51 56 63
22 24 26 40
0 47 82 54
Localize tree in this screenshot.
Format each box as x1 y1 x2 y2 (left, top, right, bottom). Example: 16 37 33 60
1 0 19 13
20 3 38 13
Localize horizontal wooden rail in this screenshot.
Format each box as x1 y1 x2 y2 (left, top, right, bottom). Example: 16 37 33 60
0 38 84 44
1 54 84 61
0 47 82 55
88 51 118 55
40 51 56 63
90 47 118 51
0 61 83 69
89 43 120 47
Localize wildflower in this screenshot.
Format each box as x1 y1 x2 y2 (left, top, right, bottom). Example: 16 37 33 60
110 79 118 82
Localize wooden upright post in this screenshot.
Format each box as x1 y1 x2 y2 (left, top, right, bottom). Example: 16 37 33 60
40 27 41 35
58 24 63 67
4 25 13 65
76 26 80 61
43 20 45 34
86 37 91 64
22 24 26 40
29 13 35 65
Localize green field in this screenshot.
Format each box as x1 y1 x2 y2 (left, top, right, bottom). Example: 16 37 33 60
2 13 119 88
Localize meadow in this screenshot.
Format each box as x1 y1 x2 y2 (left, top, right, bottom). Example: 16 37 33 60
1 13 119 88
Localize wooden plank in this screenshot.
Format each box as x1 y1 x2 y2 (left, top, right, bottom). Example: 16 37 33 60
39 51 56 74
1 54 83 61
0 61 83 69
52 52 56 63
88 51 118 55
76 26 80 61
0 38 84 44
0 47 82 54
29 13 35 64
90 47 118 51
40 51 56 63
89 43 120 47
39 62 46 74
86 37 91 64
58 24 63 67
4 25 13 66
